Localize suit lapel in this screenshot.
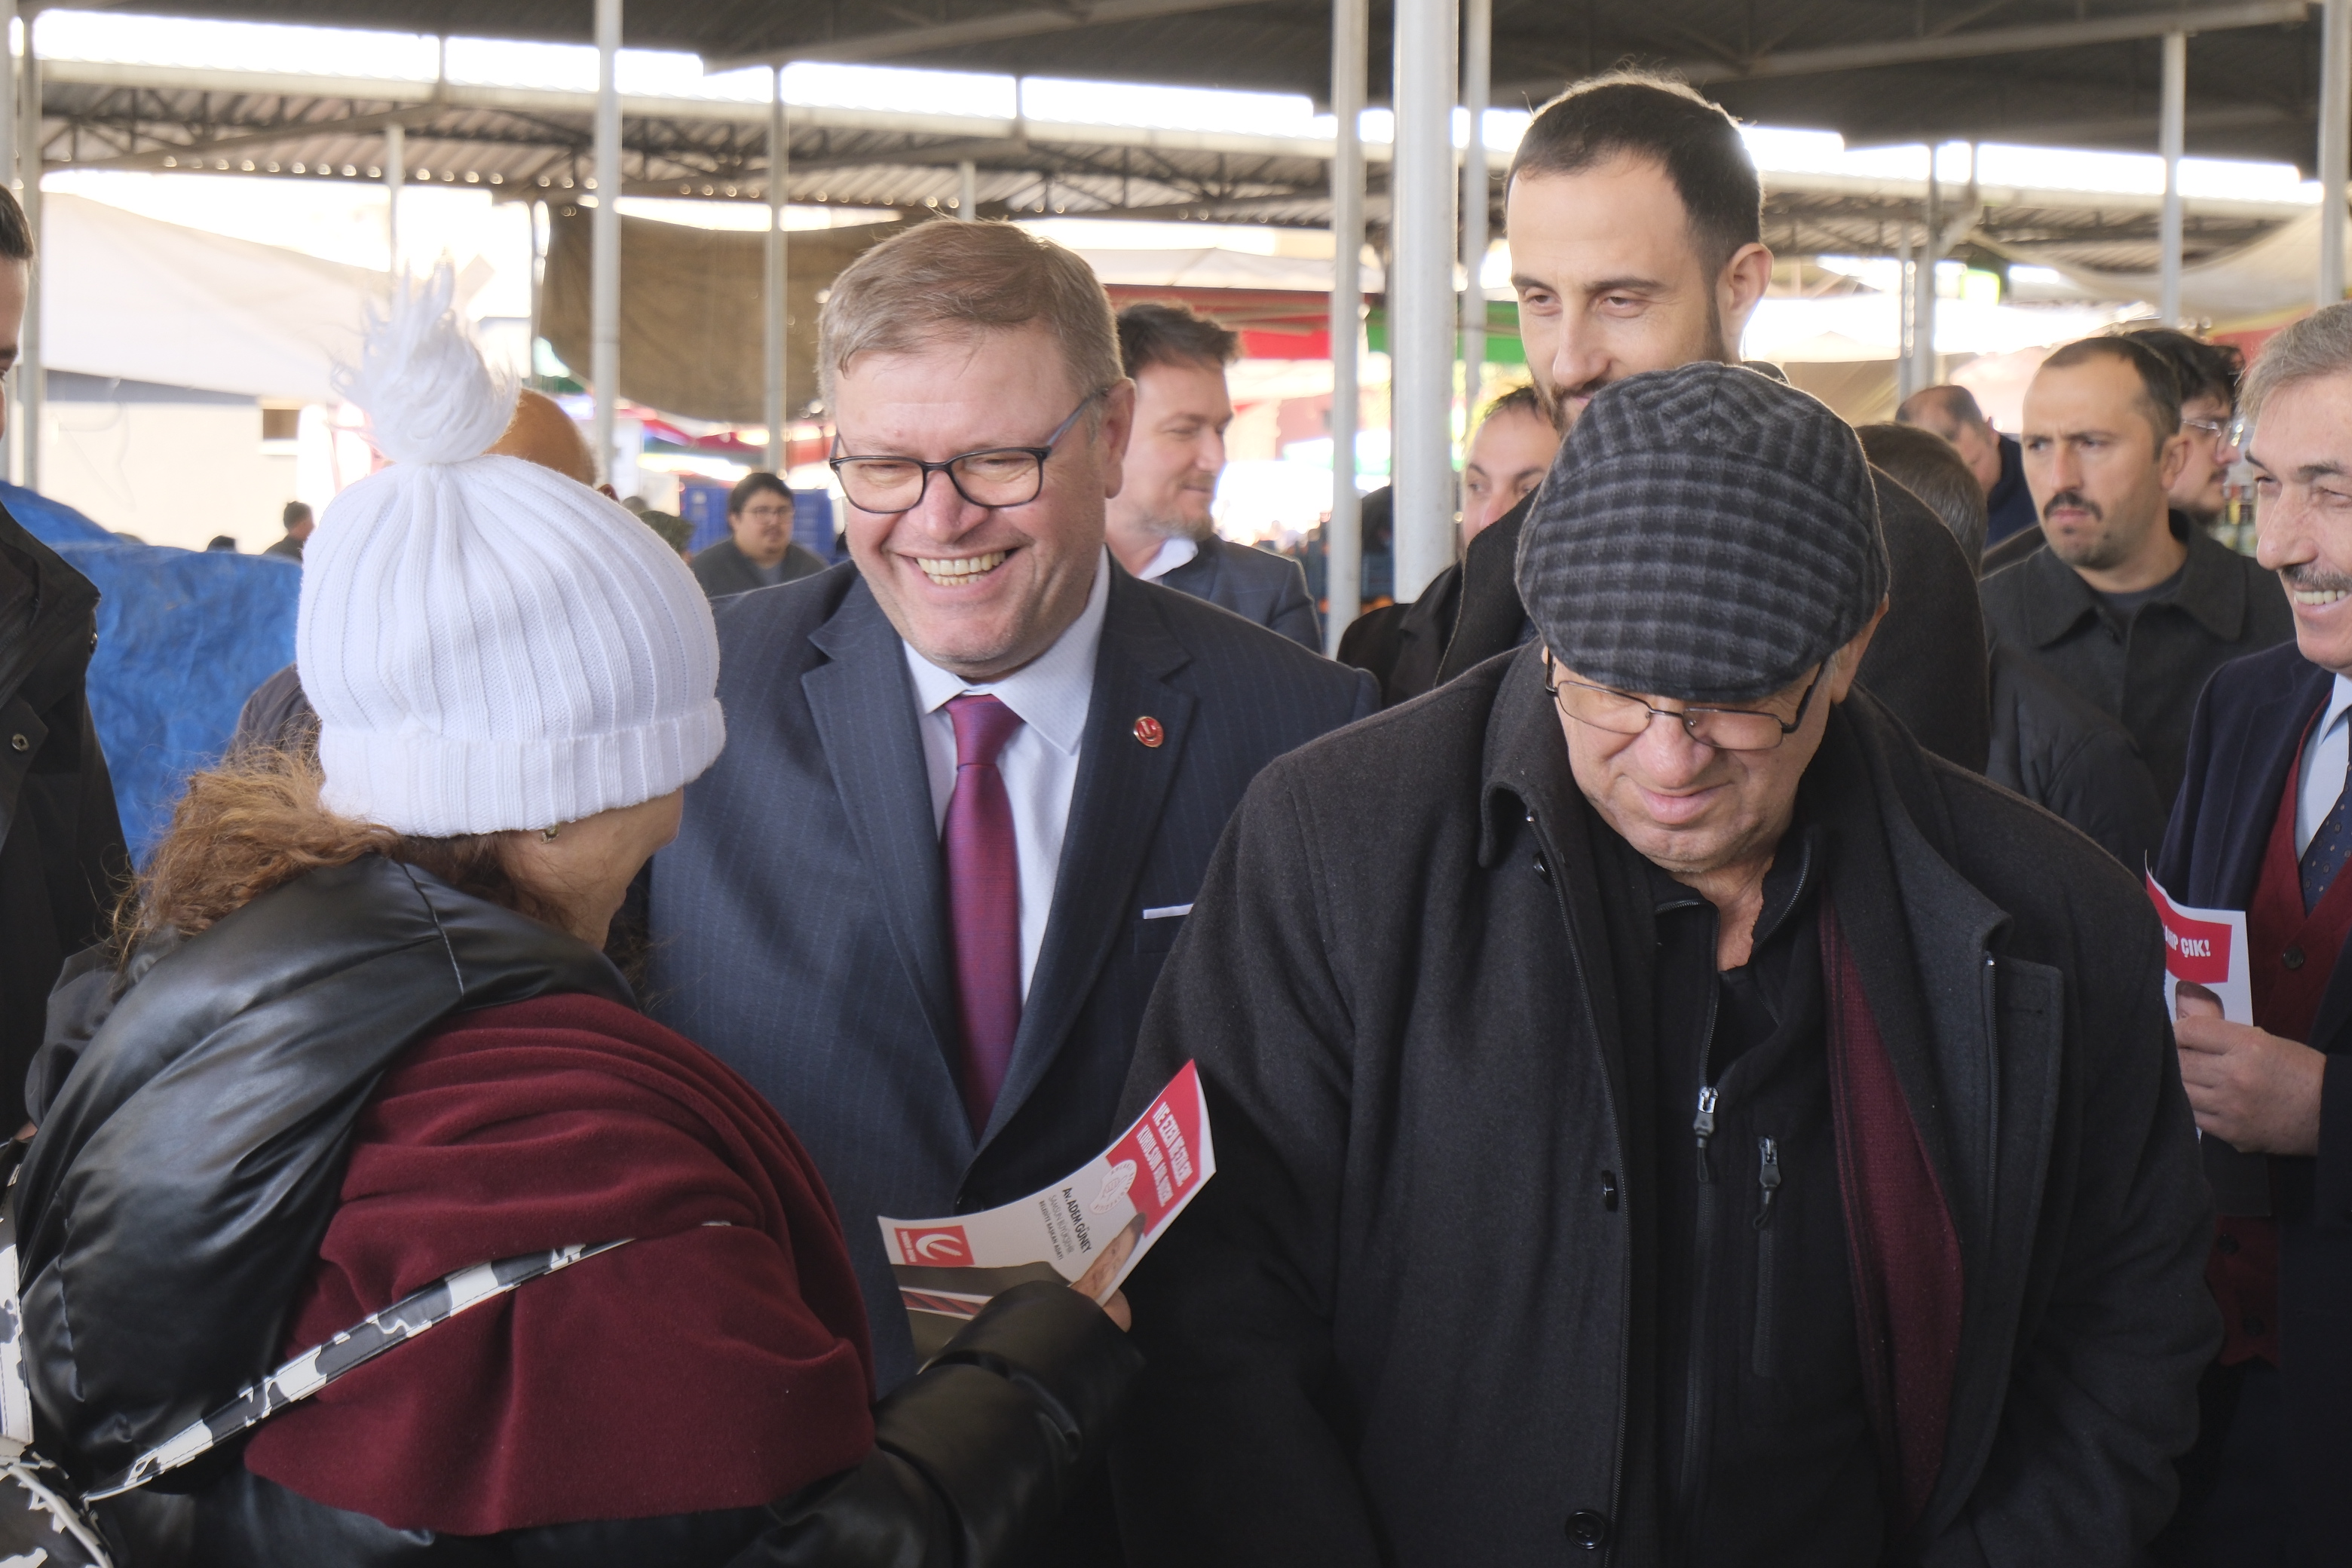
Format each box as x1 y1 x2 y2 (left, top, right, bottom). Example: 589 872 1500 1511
979 573 1196 1149
2213 664 2331 912
802 582 961 1067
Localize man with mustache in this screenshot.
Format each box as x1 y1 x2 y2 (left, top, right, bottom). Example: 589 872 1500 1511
1391 74 1990 775
2152 302 2352 1563
1982 335 2290 805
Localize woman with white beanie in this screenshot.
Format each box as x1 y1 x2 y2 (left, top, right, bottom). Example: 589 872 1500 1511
11 270 1135 1566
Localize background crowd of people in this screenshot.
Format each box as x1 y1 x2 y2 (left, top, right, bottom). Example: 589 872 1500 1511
0 61 2344 1568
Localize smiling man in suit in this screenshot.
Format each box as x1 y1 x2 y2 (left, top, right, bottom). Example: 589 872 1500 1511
2156 302 2352 1564
645 218 1377 1391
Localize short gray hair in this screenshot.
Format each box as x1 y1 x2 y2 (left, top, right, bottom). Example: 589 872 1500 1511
817 219 1122 412
2243 302 2352 423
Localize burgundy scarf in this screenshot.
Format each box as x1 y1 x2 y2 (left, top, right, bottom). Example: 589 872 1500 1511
243 993 877 1534
1821 902 1966 1533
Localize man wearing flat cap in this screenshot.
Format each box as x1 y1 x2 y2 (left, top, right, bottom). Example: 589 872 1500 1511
1110 363 2217 1566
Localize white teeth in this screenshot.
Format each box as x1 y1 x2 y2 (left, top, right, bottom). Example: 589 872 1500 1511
917 551 1007 586
2295 588 2349 606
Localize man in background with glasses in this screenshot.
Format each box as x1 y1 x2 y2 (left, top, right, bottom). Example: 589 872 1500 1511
1113 362 2214 1566
642 218 1375 1409
2124 326 2246 536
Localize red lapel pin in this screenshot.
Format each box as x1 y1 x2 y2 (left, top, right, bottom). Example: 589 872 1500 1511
1132 715 1165 748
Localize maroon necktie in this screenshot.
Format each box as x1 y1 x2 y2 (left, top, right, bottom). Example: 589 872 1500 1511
942 694 1024 1134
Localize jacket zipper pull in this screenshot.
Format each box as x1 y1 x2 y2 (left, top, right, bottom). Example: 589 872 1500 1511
1754 1135 1781 1230
1693 1086 1718 1183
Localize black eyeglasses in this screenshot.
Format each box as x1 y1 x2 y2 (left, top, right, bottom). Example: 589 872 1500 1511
1542 651 1827 752
829 389 1107 514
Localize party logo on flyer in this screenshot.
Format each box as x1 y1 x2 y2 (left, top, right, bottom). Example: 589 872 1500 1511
893 1224 972 1266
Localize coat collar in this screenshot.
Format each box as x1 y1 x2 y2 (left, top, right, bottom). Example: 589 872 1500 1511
0 501 100 716
2014 515 2245 647
1477 644 1579 870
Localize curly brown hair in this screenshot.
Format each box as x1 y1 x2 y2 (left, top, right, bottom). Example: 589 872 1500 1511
121 749 562 957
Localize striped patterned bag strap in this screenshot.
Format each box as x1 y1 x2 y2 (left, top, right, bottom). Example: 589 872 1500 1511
0 1139 38 1453
84 1236 632 1501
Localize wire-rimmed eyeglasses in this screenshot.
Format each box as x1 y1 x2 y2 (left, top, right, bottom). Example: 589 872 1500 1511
829 389 1107 514
1542 650 1827 752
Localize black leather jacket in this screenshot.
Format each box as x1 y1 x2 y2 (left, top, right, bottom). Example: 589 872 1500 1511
20 856 1139 1566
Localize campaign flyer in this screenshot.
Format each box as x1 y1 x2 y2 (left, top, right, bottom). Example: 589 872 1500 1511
877 1061 1216 1362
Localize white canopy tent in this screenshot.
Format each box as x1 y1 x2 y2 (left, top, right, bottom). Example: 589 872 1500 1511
1983 206 2352 324
38 191 384 402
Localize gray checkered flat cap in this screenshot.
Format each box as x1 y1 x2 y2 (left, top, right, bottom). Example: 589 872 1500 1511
1514 361 1888 706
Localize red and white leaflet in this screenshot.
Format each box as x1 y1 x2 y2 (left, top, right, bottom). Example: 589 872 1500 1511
2145 871 2251 1025
876 1061 1216 1361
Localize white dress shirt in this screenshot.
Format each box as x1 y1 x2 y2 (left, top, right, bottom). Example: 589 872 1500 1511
2295 672 2352 856
1135 536 1199 583
904 551 1110 1000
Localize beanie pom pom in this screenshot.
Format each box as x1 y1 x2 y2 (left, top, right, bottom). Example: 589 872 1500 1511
337 262 517 467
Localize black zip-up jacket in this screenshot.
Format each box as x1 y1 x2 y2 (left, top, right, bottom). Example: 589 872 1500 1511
1980 516 2292 805
1110 645 2215 1566
0 502 125 1130
1986 645 2169 870
20 857 1137 1566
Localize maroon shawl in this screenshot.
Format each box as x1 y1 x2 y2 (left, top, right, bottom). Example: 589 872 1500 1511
243 993 876 1534
1821 903 1966 1533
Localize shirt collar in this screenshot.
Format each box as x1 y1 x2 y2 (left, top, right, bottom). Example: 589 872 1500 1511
2019 513 2242 645
902 548 1109 757
1136 535 1201 582
2322 672 2352 746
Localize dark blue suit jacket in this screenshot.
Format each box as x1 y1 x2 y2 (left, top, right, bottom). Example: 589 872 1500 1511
1156 535 1321 651
648 561 1377 1386
2158 638 2352 1545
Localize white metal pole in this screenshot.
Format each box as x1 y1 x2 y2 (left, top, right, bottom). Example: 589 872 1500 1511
1325 0 1366 654
18 25 36 495
2160 30 2186 324
2323 0 2350 305
957 159 977 219
1392 0 1458 604
1911 154 1940 395
1895 228 1916 403
1 0 15 488
525 199 544 390
765 66 787 473
1459 0 1489 415
591 0 622 485
0 0 15 208
383 121 403 274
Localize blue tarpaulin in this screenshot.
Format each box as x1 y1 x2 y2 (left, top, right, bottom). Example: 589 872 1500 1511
6 483 299 863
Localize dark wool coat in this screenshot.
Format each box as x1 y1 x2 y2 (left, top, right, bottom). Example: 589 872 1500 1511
1113 645 2217 1567
0 504 124 1130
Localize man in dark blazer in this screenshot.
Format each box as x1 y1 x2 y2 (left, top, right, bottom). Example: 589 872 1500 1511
2154 305 2352 1565
1107 302 1320 649
688 470 826 598
646 219 1375 1389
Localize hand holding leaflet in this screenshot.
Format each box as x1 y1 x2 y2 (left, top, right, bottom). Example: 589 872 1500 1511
2145 871 2274 1209
877 1061 1215 1362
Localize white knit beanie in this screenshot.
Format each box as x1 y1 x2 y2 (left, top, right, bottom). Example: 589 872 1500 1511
298 267 725 838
